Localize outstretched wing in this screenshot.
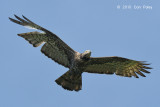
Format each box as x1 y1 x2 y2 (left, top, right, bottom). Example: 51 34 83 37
9 15 76 68
83 56 151 78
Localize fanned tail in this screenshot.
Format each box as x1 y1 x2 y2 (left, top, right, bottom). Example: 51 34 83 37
55 71 82 91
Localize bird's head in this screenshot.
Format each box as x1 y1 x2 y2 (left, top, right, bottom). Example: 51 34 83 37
81 50 91 60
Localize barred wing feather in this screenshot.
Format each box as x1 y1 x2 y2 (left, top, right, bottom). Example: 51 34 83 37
9 15 76 68
84 56 151 78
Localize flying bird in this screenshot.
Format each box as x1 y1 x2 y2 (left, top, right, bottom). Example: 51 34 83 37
9 15 152 91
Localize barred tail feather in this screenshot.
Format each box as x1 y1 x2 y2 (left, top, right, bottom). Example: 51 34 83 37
55 71 82 91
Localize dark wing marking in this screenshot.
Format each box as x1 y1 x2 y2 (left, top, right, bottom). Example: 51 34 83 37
83 56 151 78
9 15 76 68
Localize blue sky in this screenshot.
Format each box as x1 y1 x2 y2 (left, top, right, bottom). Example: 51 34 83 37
1 0 160 107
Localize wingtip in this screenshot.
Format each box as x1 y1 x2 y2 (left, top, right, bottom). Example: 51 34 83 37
8 17 12 20
17 34 21 36
140 61 153 69
9 14 17 21
145 71 151 73
14 14 20 19
13 14 24 18
135 76 139 78
8 17 15 22
22 15 25 18
14 14 17 17
22 15 27 20
144 66 152 69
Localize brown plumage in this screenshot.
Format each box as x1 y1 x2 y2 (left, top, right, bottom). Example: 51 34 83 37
9 15 152 91
55 71 82 91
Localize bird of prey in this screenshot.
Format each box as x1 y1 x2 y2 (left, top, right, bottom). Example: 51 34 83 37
9 15 152 91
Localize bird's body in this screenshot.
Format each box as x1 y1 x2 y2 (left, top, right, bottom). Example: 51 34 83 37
9 15 152 91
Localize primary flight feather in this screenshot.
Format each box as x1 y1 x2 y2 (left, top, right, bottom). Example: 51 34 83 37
9 15 152 91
